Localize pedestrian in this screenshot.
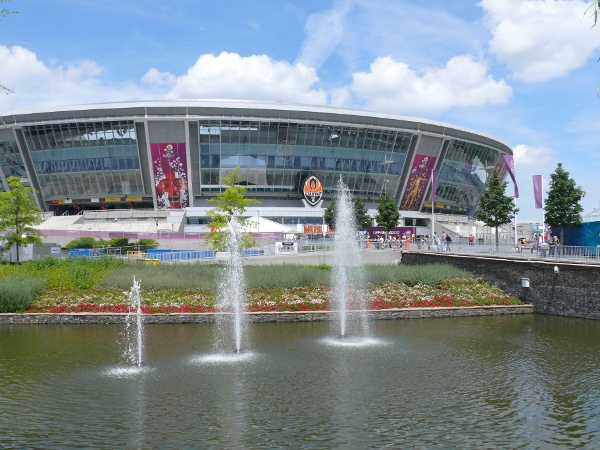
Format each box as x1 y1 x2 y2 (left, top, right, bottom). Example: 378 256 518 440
445 233 452 251
441 232 447 251
468 234 474 246
553 235 560 258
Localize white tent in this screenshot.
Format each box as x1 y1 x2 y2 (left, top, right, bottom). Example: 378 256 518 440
242 216 296 233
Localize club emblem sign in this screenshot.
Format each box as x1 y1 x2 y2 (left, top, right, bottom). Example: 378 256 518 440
303 175 323 206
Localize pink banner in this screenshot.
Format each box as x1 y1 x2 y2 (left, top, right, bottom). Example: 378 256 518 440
502 154 519 198
151 143 189 209
533 175 543 209
399 155 437 210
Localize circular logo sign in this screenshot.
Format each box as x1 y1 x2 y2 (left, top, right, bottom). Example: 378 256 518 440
303 176 323 206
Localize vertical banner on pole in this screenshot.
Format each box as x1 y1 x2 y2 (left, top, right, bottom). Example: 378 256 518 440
532 175 543 209
502 154 519 198
431 169 438 207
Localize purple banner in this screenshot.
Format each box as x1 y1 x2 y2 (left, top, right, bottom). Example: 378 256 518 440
365 226 416 240
151 143 189 209
533 175 543 209
502 154 519 198
399 155 437 210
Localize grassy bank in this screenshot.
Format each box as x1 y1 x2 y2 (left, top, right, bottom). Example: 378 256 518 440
0 257 523 313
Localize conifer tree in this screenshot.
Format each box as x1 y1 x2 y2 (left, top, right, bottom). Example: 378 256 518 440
375 193 400 240
475 171 518 251
544 163 585 248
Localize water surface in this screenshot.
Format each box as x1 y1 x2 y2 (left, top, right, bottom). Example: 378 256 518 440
1 315 599 448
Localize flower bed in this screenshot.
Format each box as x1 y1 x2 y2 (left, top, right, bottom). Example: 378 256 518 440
25 278 522 314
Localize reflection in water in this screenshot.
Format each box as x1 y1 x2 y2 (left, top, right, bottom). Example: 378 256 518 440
189 352 256 365
2 316 600 447
321 336 385 348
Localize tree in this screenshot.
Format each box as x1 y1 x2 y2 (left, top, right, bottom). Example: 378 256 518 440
375 193 400 239
544 163 585 249
354 197 372 231
324 197 371 231
206 167 261 251
586 0 600 26
0 176 44 263
474 171 518 251
1 1 16 96
324 199 336 231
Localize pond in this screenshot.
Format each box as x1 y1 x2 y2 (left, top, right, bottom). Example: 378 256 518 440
1 315 599 448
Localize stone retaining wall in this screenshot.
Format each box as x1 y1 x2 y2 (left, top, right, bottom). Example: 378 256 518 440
0 305 532 324
402 251 600 319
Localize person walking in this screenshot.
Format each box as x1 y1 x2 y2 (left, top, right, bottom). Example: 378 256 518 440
445 233 452 252
441 232 447 251
553 235 560 258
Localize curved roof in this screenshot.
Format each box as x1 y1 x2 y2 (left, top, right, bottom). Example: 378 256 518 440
0 99 511 154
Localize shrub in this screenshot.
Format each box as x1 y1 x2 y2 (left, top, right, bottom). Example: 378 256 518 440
133 238 159 251
65 237 97 249
109 237 130 248
64 237 110 249
0 277 46 312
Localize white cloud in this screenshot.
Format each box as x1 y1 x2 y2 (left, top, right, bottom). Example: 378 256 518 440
348 55 512 115
141 68 176 87
480 0 600 82
0 45 149 112
513 143 553 167
296 0 354 69
166 52 327 104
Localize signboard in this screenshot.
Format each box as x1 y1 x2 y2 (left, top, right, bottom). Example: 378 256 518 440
303 225 324 234
365 226 416 240
126 196 143 202
399 155 436 211
151 142 189 209
302 175 323 206
105 197 121 202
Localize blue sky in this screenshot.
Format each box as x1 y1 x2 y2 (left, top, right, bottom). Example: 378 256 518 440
1 0 599 221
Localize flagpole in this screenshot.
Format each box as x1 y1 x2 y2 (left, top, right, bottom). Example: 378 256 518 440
431 170 437 240
514 197 518 245
541 175 545 236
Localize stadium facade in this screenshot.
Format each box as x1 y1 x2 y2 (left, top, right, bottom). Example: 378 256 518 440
0 100 512 233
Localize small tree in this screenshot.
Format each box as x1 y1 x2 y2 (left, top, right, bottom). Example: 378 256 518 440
1 1 17 96
207 167 261 251
324 199 336 231
325 197 371 232
0 176 44 263
375 193 400 240
475 171 518 251
354 197 372 231
544 163 585 248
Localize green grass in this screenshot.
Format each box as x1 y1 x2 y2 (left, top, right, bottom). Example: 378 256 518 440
98 262 472 291
0 256 126 290
0 258 482 313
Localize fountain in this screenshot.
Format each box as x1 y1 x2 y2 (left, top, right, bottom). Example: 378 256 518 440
214 219 249 354
331 177 370 339
122 276 145 367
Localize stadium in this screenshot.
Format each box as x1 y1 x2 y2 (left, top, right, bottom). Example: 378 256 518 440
0 100 513 243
